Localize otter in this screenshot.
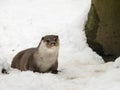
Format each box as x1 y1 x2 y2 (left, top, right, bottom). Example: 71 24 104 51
11 35 59 74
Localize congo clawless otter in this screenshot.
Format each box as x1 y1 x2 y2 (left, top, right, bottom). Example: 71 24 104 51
11 35 59 74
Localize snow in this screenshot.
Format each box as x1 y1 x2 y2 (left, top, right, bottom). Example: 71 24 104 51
114 56 120 68
0 0 120 90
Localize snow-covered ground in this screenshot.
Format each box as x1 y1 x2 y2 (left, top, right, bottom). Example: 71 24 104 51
0 0 120 90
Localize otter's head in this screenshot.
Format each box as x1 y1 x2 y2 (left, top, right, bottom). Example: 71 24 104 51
38 35 59 52
41 35 59 48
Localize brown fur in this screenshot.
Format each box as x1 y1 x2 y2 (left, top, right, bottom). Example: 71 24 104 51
11 35 59 74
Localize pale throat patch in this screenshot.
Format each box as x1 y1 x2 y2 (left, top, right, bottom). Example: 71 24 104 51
36 41 59 72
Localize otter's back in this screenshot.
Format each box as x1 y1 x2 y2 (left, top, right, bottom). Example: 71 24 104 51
11 48 36 70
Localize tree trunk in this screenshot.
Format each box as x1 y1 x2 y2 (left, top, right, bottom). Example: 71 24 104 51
85 0 120 62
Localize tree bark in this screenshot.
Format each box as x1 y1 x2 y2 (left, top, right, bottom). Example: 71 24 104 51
85 0 120 62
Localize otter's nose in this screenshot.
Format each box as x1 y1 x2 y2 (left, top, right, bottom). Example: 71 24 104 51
51 41 56 46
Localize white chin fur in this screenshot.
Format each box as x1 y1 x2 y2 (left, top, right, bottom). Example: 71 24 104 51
39 41 58 54
47 47 58 53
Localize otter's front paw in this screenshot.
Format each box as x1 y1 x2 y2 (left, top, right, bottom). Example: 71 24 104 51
51 70 58 74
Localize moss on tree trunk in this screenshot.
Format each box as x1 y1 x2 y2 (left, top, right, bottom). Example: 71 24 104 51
85 0 120 62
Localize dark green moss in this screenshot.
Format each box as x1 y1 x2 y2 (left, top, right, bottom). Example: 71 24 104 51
85 0 120 62
85 4 100 40
85 3 104 56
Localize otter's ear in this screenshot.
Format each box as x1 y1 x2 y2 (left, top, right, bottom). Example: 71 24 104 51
56 35 58 39
42 37 44 40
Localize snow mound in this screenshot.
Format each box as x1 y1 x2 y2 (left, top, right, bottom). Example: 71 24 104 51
114 56 120 68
